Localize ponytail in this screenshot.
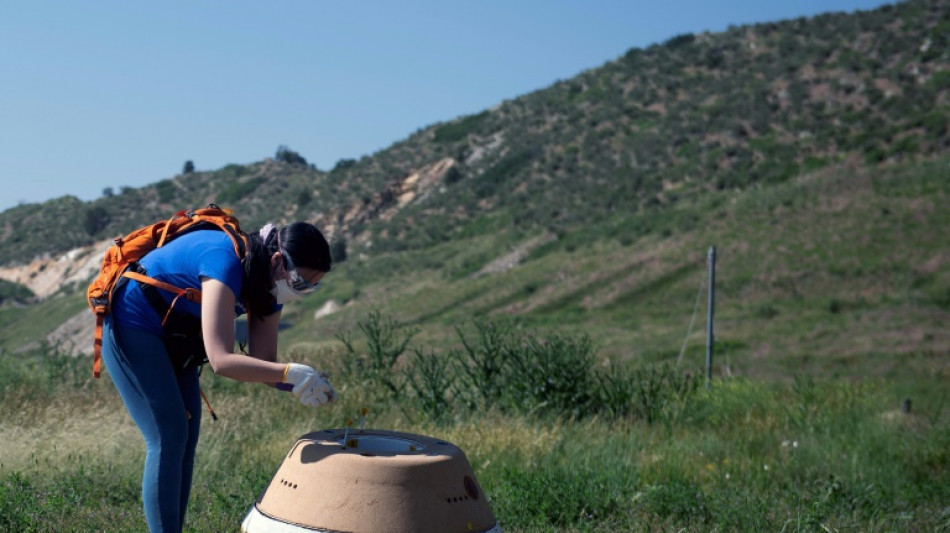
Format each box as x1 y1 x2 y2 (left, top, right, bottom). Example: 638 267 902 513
242 230 279 318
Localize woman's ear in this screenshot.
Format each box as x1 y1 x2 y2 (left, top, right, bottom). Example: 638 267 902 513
270 251 283 270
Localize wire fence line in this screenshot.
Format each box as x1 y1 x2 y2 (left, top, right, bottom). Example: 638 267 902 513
675 261 707 368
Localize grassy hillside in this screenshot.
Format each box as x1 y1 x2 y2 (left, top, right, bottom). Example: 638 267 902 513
0 151 945 392
273 154 949 386
0 0 946 268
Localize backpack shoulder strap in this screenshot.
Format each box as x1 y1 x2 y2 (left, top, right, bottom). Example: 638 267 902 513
186 207 249 259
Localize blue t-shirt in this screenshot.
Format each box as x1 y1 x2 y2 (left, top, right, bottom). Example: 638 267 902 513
111 230 255 336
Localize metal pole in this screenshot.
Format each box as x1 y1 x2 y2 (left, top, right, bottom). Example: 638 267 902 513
706 245 716 389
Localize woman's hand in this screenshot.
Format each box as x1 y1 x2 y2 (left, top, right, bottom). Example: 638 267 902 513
283 363 317 396
300 374 336 407
284 364 336 407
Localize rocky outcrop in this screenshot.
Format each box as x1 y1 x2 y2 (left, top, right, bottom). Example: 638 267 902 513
45 309 95 356
0 239 110 298
314 157 456 243
314 299 342 320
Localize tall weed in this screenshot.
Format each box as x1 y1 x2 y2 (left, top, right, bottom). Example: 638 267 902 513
336 313 700 422
336 310 417 403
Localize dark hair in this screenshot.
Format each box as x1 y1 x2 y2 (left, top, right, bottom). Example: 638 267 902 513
279 222 332 272
242 222 331 318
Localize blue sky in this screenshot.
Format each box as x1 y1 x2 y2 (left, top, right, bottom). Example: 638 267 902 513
0 0 892 212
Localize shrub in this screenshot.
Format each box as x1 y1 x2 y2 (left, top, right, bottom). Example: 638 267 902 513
473 149 533 199
444 166 462 184
593 362 699 423
0 279 35 305
334 314 703 422
921 111 949 138
332 158 357 172
337 311 417 402
501 333 596 415
82 206 110 236
296 188 313 207
404 349 459 420
217 177 266 204
433 111 490 143
155 180 176 203
664 33 696 49
454 320 512 409
219 164 248 179
275 145 307 166
330 238 348 263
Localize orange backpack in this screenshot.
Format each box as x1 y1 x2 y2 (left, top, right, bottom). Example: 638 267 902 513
86 205 248 378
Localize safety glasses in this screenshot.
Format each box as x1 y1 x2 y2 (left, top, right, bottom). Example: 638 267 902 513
279 248 321 294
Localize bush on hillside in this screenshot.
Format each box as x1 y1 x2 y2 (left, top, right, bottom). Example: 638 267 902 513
332 158 357 172
155 181 176 203
330 238 348 263
217 177 266 204
275 145 308 166
664 33 696 49
82 206 110 236
296 188 313 207
433 111 491 143
0 279 35 305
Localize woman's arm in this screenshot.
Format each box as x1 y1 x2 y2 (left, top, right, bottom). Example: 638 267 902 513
201 277 285 383
246 305 280 363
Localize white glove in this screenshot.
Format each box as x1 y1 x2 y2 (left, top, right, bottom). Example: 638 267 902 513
283 363 317 398
299 371 336 407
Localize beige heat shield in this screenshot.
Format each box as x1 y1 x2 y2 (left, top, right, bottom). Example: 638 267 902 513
241 429 502 533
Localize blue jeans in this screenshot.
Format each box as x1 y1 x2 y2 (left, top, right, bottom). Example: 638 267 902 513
102 317 201 533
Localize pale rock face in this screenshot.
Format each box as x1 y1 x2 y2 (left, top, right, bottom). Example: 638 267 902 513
0 239 110 356
0 238 111 298
314 299 341 320
46 310 96 356
313 157 457 245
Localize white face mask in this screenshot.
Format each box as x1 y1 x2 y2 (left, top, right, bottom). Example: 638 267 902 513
270 279 304 304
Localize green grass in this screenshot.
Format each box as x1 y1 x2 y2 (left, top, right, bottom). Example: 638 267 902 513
1 345 948 532
0 294 86 355
2 143 949 532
